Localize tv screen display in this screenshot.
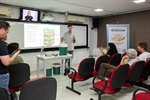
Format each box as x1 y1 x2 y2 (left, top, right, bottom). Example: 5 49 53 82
20 8 40 22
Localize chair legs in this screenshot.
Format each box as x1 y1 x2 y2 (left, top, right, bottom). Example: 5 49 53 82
10 92 18 100
66 80 81 95
98 92 103 100
90 91 103 100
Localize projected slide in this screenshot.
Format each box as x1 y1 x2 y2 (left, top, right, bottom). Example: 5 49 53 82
24 24 60 48
43 25 60 46
6 21 87 50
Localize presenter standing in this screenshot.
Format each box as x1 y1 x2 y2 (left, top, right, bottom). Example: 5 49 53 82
61 24 76 75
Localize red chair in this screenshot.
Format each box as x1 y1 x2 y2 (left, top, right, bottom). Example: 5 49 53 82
92 54 121 77
19 77 57 100
66 58 95 95
92 55 109 77
140 59 150 81
91 64 129 100
108 53 122 66
8 63 30 100
124 61 145 87
135 59 150 89
0 87 9 100
132 88 150 100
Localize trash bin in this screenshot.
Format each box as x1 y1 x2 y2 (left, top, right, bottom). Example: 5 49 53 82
53 63 61 75
59 44 68 56
46 67 52 76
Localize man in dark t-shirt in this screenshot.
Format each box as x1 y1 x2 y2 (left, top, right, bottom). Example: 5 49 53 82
0 41 9 74
25 11 33 21
0 21 20 92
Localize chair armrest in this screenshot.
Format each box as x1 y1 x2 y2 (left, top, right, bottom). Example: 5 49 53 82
92 76 107 92
133 88 150 100
97 76 107 91
68 68 77 80
92 76 97 85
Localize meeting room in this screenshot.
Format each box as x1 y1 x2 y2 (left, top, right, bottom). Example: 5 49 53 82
0 0 150 100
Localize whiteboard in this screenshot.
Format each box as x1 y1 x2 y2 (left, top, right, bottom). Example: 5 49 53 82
6 21 88 50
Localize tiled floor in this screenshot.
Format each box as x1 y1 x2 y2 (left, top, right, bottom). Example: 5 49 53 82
17 64 150 100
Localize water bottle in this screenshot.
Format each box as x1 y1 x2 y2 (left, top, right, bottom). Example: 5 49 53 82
40 46 44 56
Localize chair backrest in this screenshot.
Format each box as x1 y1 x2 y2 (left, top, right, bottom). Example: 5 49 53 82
78 58 95 77
109 64 129 88
141 59 150 78
108 54 122 66
128 61 145 82
95 55 109 72
19 77 57 100
8 63 30 88
0 87 9 100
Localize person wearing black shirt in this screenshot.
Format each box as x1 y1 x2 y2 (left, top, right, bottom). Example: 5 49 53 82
99 42 118 57
0 21 20 92
25 11 33 21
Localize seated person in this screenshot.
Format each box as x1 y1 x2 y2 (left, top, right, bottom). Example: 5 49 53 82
8 42 24 64
100 42 118 57
137 42 150 61
98 48 139 78
90 48 139 90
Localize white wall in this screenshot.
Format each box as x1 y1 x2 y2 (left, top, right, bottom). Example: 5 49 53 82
2 7 98 72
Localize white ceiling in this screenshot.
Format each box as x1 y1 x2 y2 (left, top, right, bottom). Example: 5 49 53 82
0 0 150 17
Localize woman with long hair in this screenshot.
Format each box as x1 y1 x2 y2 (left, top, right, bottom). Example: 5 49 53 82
100 42 118 57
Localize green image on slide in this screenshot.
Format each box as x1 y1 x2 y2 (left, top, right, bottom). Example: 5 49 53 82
43 28 55 46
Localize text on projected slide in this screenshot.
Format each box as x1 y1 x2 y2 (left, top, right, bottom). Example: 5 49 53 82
24 23 60 48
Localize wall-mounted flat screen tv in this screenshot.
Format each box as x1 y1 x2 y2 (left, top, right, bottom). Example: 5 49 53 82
20 8 40 22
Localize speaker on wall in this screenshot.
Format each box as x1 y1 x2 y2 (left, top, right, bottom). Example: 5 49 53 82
92 18 99 28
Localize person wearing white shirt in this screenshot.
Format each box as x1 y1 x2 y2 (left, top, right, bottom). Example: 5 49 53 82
137 42 150 61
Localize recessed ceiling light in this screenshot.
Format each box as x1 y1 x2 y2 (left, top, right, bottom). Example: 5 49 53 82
94 9 103 12
133 0 146 3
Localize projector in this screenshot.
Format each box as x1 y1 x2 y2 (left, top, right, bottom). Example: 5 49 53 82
41 13 54 22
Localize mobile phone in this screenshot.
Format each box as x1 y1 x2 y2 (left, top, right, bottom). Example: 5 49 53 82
12 49 20 55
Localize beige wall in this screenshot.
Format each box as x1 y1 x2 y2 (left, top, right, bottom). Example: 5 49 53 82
97 10 150 51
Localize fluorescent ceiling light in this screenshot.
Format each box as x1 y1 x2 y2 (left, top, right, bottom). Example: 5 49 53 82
94 9 103 12
133 0 146 3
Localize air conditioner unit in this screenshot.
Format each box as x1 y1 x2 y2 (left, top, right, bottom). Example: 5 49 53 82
66 15 85 23
41 13 54 22
0 6 11 17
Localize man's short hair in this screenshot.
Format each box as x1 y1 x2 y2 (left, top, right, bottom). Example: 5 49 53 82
8 42 19 54
0 21 9 30
138 42 148 51
3 21 10 28
28 11 31 14
127 48 137 59
68 24 72 27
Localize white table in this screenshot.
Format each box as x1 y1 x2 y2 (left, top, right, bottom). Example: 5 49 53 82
37 54 72 77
